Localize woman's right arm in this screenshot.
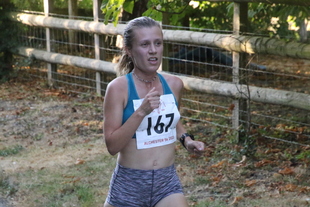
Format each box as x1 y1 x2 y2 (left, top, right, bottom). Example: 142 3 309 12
103 78 160 155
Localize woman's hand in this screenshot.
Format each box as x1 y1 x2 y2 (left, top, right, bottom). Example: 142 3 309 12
185 139 205 155
138 87 160 116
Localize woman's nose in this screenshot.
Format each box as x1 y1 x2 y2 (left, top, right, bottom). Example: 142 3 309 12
149 44 157 54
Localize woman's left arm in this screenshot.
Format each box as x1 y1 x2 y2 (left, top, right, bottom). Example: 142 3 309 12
166 74 205 154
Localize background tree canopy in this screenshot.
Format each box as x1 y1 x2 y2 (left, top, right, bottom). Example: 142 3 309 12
100 0 309 41
6 0 309 42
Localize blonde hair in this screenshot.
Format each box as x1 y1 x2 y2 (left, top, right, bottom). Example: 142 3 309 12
116 16 162 76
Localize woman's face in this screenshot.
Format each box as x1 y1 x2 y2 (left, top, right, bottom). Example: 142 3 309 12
127 26 163 73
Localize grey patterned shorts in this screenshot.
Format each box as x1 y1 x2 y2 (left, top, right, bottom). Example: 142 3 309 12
106 164 183 207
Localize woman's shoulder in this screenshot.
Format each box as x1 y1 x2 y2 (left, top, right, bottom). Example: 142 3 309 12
160 72 183 101
105 75 128 106
160 72 183 89
107 75 128 90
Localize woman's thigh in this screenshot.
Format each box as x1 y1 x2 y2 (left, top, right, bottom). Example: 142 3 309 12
103 201 114 207
155 193 189 207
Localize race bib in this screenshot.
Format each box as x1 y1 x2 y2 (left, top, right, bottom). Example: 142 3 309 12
133 94 180 149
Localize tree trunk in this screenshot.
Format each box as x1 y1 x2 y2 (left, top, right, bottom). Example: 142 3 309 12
299 18 308 43
121 0 148 21
0 0 15 81
68 0 78 52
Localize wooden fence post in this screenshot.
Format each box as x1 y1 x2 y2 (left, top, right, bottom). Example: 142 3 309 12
232 2 249 140
93 0 102 95
44 0 57 87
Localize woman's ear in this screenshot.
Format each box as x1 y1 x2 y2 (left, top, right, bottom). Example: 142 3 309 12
125 47 131 58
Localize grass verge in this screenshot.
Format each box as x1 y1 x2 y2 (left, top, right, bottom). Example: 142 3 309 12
1 74 310 207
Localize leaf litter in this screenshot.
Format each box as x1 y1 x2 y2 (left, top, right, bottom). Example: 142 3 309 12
0 71 310 207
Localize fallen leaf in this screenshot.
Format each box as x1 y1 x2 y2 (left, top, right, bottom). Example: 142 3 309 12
72 177 81 183
210 160 227 169
299 186 310 193
279 167 294 175
83 139 91 143
265 148 281 154
254 159 273 167
190 154 200 159
239 155 247 163
245 180 257 187
196 169 207 175
75 158 85 165
61 177 81 184
296 134 308 141
63 175 75 178
229 196 243 205
211 175 223 183
233 155 247 168
276 124 287 129
272 173 283 179
284 184 298 192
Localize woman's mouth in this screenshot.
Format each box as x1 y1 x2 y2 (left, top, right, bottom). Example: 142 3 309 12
148 57 158 64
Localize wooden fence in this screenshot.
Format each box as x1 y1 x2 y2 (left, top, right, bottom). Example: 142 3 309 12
7 11 310 147
8 12 310 111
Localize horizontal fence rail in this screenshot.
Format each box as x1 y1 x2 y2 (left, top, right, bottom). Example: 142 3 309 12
15 46 310 111
8 12 310 60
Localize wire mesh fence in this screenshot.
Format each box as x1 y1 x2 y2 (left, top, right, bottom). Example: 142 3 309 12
11 11 310 149
165 40 310 92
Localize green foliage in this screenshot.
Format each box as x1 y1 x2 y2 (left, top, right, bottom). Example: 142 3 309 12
78 0 95 9
230 3 273 34
296 150 310 160
0 173 18 197
5 0 308 42
10 0 94 11
10 0 43 11
228 126 257 158
141 2 162 22
194 176 210 185
101 0 191 25
0 3 20 83
143 0 192 25
76 185 95 206
0 145 23 157
195 200 227 207
274 5 310 40
99 0 307 42
227 2 309 40
276 5 310 23
191 1 232 31
101 0 132 25
123 1 135 15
